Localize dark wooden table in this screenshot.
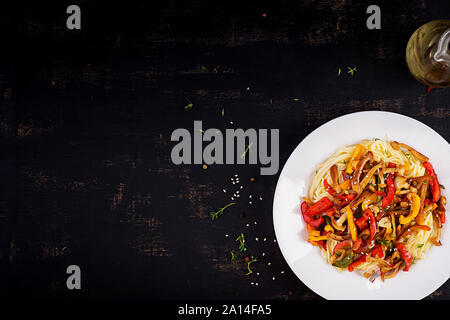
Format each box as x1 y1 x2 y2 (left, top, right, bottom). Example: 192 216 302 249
1 0 449 300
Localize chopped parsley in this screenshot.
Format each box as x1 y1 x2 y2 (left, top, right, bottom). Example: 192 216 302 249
230 251 237 261
417 244 424 249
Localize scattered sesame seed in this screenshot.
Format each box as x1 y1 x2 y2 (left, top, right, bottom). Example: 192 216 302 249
251 282 254 285
281 271 285 274
256 272 260 276
254 221 257 225
246 223 250 227
272 277 275 280
255 237 259 241
240 186 243 189
268 262 271 266
247 87 250 90
235 174 238 177
259 197 263 200
262 252 265 256
236 191 240 194
232 182 235 185
230 121 234 125
273 239 277 243
236 194 240 198
231 197 235 200
249 201 252 204
249 195 252 198
255 283 259 286
263 238 266 242
223 189 226 193
225 234 229 237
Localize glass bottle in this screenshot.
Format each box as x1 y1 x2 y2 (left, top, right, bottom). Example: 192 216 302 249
406 20 450 87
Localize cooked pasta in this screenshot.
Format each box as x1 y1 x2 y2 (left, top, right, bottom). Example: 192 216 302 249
301 138 445 281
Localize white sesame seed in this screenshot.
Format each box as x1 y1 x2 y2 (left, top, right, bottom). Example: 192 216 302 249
251 282 254 285
249 195 252 198
232 182 235 185
236 194 240 198
231 197 234 200
262 252 265 256
263 238 266 242
249 201 252 204
256 272 260 275
281 271 285 274
240 186 243 189
267 262 271 266
223 189 226 193
259 197 263 200
255 283 259 286
272 277 275 280
230 121 234 124
273 239 277 243
236 191 240 194
246 223 250 227
225 234 229 237
247 87 250 90
255 237 259 241
235 174 238 177
254 221 257 224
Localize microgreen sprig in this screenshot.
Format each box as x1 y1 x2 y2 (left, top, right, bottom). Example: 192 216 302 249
236 233 247 252
185 98 194 110
210 202 236 221
245 256 258 275
241 142 253 159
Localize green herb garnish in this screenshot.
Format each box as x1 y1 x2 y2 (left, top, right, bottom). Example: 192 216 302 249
418 244 424 249
230 251 237 261
338 68 341 76
185 98 194 110
245 256 258 275
241 142 254 159
221 107 224 117
347 66 357 76
344 190 349 195
293 98 300 102
210 202 236 220
201 65 208 72
236 233 248 252
269 98 273 104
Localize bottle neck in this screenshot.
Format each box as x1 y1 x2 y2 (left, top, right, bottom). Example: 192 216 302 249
433 29 450 66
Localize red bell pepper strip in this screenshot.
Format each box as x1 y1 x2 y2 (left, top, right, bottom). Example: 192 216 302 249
387 162 396 168
364 209 377 242
355 213 369 231
382 175 395 208
317 240 327 251
423 162 441 203
301 201 324 227
348 255 367 272
333 239 352 254
304 197 333 216
352 238 362 250
396 243 413 271
337 192 356 206
370 245 383 258
324 207 336 217
323 179 335 196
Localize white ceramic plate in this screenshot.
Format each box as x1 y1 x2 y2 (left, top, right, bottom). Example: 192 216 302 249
273 111 450 300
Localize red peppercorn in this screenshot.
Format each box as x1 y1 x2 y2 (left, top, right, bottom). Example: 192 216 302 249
245 257 249 262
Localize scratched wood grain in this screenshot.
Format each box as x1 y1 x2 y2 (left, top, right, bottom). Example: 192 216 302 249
1 0 449 299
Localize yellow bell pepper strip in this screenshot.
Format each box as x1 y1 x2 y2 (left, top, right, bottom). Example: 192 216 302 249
338 179 351 190
346 205 358 242
346 144 366 174
324 225 334 233
390 213 396 238
399 193 421 225
308 235 328 242
361 193 377 211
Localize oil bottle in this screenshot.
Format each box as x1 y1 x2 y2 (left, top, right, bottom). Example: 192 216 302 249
406 20 450 87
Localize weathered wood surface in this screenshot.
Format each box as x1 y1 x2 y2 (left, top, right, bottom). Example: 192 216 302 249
0 1 449 299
